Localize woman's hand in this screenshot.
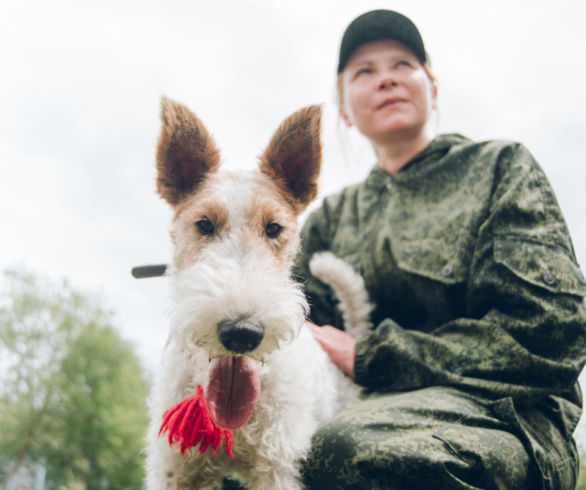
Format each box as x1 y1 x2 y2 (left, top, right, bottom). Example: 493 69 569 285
307 322 356 378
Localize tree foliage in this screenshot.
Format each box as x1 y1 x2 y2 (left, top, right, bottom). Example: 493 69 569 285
0 268 148 489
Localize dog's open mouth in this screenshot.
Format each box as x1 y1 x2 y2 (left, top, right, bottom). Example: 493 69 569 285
204 355 260 430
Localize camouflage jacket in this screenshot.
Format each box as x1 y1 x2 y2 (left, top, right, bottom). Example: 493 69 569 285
296 133 586 434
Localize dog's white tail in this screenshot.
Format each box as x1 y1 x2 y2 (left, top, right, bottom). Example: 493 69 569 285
308 252 372 337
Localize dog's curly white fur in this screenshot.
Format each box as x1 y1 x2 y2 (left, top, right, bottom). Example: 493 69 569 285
145 97 370 489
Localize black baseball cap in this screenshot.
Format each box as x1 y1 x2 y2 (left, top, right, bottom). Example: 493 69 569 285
337 10 427 73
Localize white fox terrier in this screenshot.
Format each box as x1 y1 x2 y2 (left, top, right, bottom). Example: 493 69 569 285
144 97 371 490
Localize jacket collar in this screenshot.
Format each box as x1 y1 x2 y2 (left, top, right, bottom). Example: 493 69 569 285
364 134 469 190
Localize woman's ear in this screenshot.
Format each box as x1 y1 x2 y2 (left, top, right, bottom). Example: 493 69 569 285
431 83 438 111
339 106 353 127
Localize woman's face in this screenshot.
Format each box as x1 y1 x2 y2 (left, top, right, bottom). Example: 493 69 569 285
340 39 437 144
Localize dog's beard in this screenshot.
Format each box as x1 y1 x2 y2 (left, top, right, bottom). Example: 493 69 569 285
167 254 308 362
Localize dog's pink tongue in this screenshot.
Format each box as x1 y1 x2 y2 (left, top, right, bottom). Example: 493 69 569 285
205 356 260 430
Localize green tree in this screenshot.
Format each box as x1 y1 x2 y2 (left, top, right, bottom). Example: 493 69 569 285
0 269 148 489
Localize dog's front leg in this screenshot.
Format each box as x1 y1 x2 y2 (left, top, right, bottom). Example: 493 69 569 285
240 463 303 490
145 436 180 490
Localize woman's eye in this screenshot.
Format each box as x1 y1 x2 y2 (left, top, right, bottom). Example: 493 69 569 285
265 222 282 239
195 218 215 235
355 68 372 77
396 60 412 68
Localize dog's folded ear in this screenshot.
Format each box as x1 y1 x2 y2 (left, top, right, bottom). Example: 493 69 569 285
156 96 221 206
259 105 322 214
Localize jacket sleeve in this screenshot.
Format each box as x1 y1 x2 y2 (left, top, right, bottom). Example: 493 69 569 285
353 144 586 402
295 193 346 329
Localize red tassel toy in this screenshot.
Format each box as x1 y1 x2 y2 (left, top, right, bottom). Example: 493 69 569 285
159 384 234 458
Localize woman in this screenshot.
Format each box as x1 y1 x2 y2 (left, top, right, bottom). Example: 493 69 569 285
296 10 586 490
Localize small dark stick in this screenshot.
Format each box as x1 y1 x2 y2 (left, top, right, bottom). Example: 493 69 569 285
131 264 168 278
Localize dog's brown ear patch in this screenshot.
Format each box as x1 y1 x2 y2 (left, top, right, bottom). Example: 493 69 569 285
259 105 322 214
156 97 221 206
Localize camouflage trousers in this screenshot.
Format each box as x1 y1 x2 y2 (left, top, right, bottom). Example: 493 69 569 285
301 386 578 490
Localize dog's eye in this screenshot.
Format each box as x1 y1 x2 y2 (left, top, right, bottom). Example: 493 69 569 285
195 218 215 236
265 222 282 239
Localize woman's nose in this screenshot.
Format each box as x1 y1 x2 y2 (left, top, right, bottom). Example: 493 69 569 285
378 73 397 90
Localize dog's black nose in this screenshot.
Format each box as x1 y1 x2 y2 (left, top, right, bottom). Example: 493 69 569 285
218 319 264 353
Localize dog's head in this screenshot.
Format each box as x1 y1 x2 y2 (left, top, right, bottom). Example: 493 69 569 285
155 97 322 429
155 95 321 354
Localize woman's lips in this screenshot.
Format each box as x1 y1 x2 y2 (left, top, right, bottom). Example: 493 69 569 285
377 97 405 109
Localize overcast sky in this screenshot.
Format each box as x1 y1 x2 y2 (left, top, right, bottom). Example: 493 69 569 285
1 0 585 442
